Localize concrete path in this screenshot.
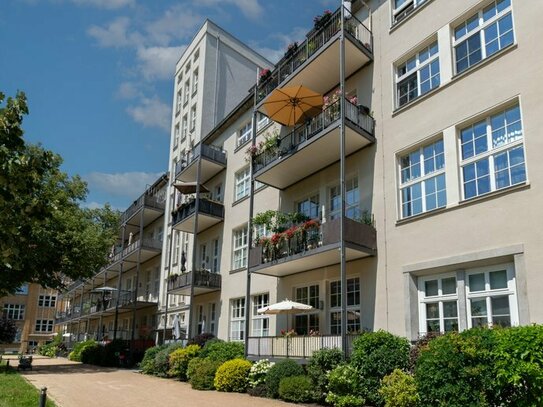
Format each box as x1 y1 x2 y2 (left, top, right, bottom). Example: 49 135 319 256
8 356 298 407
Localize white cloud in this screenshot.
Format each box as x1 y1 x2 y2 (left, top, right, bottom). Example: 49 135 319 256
198 0 263 19
126 96 171 132
70 0 134 9
136 45 185 80
87 17 143 48
115 82 142 100
85 171 163 198
145 6 202 46
251 26 309 63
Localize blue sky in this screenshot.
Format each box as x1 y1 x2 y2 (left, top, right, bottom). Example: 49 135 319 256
1 0 336 209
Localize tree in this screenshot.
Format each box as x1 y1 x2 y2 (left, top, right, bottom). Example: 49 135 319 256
0 318 17 344
0 91 120 295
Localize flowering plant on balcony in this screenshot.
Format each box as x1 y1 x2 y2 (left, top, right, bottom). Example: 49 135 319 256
309 329 321 337
284 41 298 58
314 10 332 30
244 141 264 162
259 68 271 83
303 219 320 231
280 329 297 337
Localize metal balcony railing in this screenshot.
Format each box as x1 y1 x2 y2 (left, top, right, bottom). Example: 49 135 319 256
167 269 222 292
122 238 162 257
121 194 166 224
175 143 227 177
172 198 224 226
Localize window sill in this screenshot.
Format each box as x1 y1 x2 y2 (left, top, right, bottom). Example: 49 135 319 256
234 139 251 153
389 0 434 34
392 85 442 116
229 267 247 275
232 194 249 207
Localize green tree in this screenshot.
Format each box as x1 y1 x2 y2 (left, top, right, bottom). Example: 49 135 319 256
0 91 120 295
0 318 17 343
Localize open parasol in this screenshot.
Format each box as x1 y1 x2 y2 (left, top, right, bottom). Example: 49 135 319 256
261 85 323 127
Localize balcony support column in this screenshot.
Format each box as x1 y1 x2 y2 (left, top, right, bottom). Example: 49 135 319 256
130 206 145 359
244 104 258 356
113 224 126 341
339 1 348 359
162 219 175 344
78 286 84 340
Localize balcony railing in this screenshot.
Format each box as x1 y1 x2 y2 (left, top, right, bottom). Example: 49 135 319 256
172 198 224 226
175 143 227 177
247 334 358 360
257 7 373 103
121 194 166 224
253 98 374 174
122 238 163 258
167 269 222 293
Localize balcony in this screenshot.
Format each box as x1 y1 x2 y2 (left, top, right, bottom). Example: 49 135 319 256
247 334 358 361
253 99 374 189
256 7 373 104
175 143 227 183
121 194 165 227
113 290 158 311
172 198 224 233
122 238 162 264
248 218 376 277
167 269 222 296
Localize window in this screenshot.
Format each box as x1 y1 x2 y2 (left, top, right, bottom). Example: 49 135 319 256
297 194 320 219
230 298 245 341
454 0 514 74
399 138 446 218
213 183 223 202
330 277 361 334
197 305 205 334
177 73 182 84
294 285 319 335
173 231 180 265
234 167 251 201
35 319 54 332
257 113 269 130
184 80 190 104
252 294 270 336
181 115 188 142
232 226 248 269
209 303 216 334
3 304 25 320
418 275 459 334
190 105 196 131
460 105 525 200
192 68 198 93
392 0 427 24
200 243 207 269
176 90 182 114
396 41 439 107
174 124 180 148
15 285 28 295
212 239 220 273
330 177 360 220
237 122 252 147
38 295 56 308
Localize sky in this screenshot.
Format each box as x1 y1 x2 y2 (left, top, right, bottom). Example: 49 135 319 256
1 0 338 210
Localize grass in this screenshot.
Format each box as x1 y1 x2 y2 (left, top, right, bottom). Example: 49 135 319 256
0 361 56 407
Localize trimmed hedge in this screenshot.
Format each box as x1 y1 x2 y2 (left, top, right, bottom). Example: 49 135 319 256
168 345 201 380
68 340 97 362
379 369 419 407
188 358 222 390
199 340 244 364
307 347 343 402
214 358 252 392
326 364 365 407
278 375 317 403
140 345 166 375
265 359 304 398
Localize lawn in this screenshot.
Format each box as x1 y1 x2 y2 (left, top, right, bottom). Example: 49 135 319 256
0 361 56 407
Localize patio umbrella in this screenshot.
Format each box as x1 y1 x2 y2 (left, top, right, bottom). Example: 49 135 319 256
261 85 323 127
91 286 117 293
173 181 210 195
172 314 181 340
258 299 314 332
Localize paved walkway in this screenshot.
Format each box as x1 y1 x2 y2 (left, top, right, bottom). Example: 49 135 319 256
7 356 297 407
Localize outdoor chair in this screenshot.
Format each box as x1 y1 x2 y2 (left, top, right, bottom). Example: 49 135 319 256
17 355 33 371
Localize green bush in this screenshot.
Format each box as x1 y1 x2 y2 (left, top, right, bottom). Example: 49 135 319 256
248 359 274 388
140 345 165 375
69 340 97 362
168 345 201 380
279 375 317 403
200 340 244 364
379 369 419 407
265 359 304 398
188 358 222 390
214 358 252 392
326 364 365 407
350 330 410 406
247 383 268 397
101 339 128 367
493 325 543 406
408 332 442 373
37 333 65 357
187 333 216 348
415 328 496 407
80 342 103 365
307 347 343 401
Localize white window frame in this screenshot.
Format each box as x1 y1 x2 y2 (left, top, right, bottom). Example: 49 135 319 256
212 239 220 273
184 79 190 105
35 319 54 332
234 167 251 201
3 303 25 320
392 0 428 24
330 177 360 220
294 284 320 334
38 295 56 308
399 138 446 218
209 303 216 334
230 297 245 341
174 124 180 148
232 226 248 270
395 41 439 108
257 113 269 131
190 105 197 131
181 115 188 142
252 293 270 337
176 90 182 114
237 122 252 147
192 68 198 94
459 104 526 200
418 273 459 335
453 0 514 75
329 277 361 334
296 193 320 219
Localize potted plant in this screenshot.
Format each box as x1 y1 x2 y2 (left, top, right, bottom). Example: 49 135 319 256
284 42 298 59
259 68 271 83
313 10 333 30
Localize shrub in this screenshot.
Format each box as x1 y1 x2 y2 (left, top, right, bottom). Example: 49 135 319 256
247 383 268 397
265 359 304 398
248 359 274 388
379 369 419 407
187 333 216 348
408 332 442 373
350 330 410 406
101 339 128 367
168 345 201 380
326 364 365 407
188 358 222 390
37 333 65 358
307 347 343 401
140 345 165 375
80 342 103 365
69 340 98 362
493 324 543 406
415 328 496 407
279 375 317 403
200 340 244 364
214 358 252 392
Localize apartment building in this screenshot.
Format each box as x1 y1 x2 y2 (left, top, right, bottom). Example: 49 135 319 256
1 284 59 353
56 175 167 348
160 20 273 340
160 0 543 360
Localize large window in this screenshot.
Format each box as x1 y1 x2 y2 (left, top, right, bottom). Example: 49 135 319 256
330 278 361 334
212 239 220 273
296 194 320 219
454 0 514 74
396 41 440 107
38 295 56 308
392 0 428 24
252 293 270 337
181 115 188 142
3 304 25 320
184 80 190 105
234 167 251 201
418 274 459 334
35 319 54 332
174 124 180 148
294 285 319 335
399 138 446 218
460 104 525 200
257 113 269 130
176 90 182 114
192 68 198 94
232 226 248 269
190 105 197 131
330 177 360 220
237 122 252 147
230 298 245 341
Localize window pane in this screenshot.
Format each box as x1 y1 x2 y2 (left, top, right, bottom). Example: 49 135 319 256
426 319 440 333
442 277 456 295
491 295 510 315
489 270 508 289
425 280 438 297
443 301 458 318
469 273 486 292
444 318 459 332
426 302 439 319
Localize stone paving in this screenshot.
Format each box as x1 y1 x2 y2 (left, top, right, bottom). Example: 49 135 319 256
5 355 298 407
